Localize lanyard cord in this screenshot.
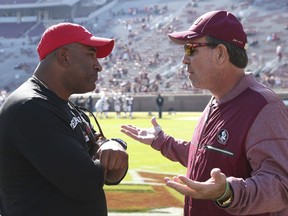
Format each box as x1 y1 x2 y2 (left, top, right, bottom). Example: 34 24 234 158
70 102 105 138
68 100 106 156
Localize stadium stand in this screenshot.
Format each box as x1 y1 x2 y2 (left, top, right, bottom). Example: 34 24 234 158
26 22 46 37
0 22 36 38
1 0 37 4
0 0 287 96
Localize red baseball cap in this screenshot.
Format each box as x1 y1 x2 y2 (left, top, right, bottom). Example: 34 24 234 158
37 22 114 60
168 10 247 49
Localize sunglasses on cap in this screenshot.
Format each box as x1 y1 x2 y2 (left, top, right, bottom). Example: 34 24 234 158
184 43 217 56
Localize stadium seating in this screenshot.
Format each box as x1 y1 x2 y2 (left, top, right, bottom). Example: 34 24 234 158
0 0 287 95
0 22 36 38
1 0 37 4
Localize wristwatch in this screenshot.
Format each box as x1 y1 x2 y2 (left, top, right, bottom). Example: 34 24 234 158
214 182 234 208
111 138 128 150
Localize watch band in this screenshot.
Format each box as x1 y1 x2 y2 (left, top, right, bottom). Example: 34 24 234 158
111 138 127 150
214 182 234 208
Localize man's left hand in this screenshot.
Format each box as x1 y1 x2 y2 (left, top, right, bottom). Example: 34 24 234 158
97 140 128 183
164 168 227 200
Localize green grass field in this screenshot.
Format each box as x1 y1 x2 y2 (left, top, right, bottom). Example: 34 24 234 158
92 111 201 179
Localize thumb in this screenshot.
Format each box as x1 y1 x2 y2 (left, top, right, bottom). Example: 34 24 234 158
210 168 226 183
151 116 160 127
210 168 228 200
151 116 162 134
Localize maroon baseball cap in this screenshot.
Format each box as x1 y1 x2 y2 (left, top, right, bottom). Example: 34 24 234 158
37 22 114 60
168 10 247 49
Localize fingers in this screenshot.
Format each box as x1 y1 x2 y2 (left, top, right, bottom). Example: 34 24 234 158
121 118 162 145
101 151 129 184
120 125 140 137
177 175 194 186
121 125 138 135
164 176 184 186
164 176 192 196
99 150 128 171
97 141 128 171
121 125 155 145
120 125 141 141
98 151 109 169
176 175 203 196
163 170 227 199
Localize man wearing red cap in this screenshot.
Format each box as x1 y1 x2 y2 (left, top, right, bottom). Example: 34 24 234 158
0 23 128 215
121 10 288 216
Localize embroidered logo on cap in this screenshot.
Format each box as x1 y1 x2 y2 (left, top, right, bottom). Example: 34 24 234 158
217 129 229 145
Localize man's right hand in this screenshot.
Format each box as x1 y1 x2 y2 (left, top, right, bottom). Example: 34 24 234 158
121 116 162 145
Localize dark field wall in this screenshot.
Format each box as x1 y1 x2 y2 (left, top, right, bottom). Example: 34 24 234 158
71 92 288 112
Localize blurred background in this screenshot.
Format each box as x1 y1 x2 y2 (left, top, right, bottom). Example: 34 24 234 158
0 0 287 110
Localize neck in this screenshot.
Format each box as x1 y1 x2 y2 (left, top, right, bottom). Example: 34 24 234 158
34 58 71 101
33 75 51 90
213 70 245 101
33 74 70 101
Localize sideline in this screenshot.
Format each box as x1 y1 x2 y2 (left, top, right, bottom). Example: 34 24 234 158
109 207 183 216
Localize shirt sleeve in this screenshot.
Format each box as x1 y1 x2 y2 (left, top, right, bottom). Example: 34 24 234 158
226 101 288 215
151 131 191 167
13 101 105 201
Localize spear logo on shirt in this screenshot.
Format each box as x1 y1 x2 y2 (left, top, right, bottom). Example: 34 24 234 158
217 129 229 145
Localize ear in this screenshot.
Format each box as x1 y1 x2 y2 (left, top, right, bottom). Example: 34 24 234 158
56 47 70 67
215 44 228 64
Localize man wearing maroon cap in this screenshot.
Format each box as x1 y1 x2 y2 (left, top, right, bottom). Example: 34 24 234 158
121 10 288 216
0 23 128 215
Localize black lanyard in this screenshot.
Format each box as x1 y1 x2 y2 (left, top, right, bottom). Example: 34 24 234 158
68 101 106 157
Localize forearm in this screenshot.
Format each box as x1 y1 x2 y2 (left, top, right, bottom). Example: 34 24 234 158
225 105 288 214
151 131 190 167
226 173 288 215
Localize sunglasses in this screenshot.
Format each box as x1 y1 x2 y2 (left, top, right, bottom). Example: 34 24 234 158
184 43 217 56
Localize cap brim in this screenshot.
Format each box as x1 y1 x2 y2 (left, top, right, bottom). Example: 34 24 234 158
80 36 114 58
168 30 201 45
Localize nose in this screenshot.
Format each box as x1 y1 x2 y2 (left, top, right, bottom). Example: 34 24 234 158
94 59 102 72
182 55 190 65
